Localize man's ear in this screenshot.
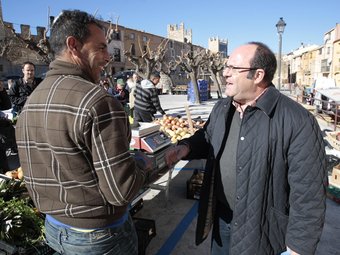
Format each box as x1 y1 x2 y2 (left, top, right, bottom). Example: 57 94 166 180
66 36 79 54
253 69 265 84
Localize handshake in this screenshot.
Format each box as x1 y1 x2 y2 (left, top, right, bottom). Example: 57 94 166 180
132 143 191 172
164 143 190 167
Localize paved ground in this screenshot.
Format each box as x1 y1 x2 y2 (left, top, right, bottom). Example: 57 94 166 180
134 93 340 255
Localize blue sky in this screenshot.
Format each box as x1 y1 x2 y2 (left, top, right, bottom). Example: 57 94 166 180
2 0 339 55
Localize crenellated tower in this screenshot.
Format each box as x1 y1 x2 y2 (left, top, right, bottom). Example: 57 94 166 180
167 22 192 43
208 37 228 58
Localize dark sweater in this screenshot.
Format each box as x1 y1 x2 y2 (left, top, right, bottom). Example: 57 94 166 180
7 77 42 113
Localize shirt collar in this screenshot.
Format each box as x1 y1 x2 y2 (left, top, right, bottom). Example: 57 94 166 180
232 88 268 118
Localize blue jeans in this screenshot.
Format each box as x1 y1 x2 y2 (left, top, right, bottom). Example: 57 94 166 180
211 218 231 255
45 215 138 255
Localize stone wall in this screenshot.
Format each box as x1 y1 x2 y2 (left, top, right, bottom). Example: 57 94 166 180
0 21 49 79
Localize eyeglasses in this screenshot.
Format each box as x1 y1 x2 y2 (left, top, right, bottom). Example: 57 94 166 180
224 65 258 74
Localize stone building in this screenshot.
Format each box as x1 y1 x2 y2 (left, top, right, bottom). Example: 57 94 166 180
0 2 219 87
333 38 340 86
167 22 192 43
208 37 228 58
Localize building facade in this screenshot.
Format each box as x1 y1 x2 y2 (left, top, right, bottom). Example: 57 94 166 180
167 22 192 43
208 37 228 58
2 0 338 89
0 21 49 79
281 23 340 89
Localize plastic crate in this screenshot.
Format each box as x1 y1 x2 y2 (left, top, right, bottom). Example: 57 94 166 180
187 80 209 103
326 185 340 204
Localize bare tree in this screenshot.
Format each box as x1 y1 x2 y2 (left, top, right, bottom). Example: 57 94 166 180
157 60 178 94
105 16 120 44
124 38 169 80
176 43 208 104
205 51 226 98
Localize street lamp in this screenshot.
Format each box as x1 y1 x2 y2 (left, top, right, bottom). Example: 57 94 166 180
276 17 286 91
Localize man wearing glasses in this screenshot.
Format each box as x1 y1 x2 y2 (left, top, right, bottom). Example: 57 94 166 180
166 42 326 255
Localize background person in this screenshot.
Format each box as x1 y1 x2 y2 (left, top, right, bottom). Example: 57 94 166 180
99 77 111 91
7 61 42 115
126 72 139 118
109 78 129 105
133 71 166 122
166 42 327 255
0 79 11 114
0 79 14 173
15 10 151 255
7 79 15 91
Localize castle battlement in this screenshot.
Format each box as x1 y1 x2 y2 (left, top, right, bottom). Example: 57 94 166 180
2 21 47 40
167 22 192 43
209 37 228 44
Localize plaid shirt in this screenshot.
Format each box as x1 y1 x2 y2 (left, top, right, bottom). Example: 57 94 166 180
15 60 146 228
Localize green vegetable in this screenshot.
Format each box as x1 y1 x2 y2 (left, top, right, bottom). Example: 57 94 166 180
11 116 18 125
0 179 28 201
0 197 45 248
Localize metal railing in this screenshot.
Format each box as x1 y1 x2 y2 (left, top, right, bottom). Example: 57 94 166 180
296 94 340 131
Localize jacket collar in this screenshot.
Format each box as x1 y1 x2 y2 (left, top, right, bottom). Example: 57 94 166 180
46 60 94 83
255 84 280 118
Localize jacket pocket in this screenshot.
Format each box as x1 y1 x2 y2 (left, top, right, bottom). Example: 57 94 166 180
267 207 289 253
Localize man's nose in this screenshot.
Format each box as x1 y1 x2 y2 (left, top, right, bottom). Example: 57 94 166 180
104 50 110 62
222 68 231 77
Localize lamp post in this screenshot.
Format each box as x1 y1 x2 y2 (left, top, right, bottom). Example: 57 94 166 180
276 17 286 91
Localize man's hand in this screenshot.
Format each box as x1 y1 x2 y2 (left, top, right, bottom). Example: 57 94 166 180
165 144 190 167
133 150 153 172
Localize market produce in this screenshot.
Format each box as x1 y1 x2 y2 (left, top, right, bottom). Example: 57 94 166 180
154 115 205 143
0 177 46 251
0 197 45 249
4 167 23 180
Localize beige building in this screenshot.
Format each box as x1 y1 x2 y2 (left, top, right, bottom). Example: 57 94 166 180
322 27 336 78
208 37 228 58
122 27 163 71
167 22 192 43
283 44 319 87
282 23 340 90
300 47 320 86
332 38 340 86
90 20 204 86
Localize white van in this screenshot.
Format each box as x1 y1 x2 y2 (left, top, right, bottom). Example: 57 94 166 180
313 78 337 113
